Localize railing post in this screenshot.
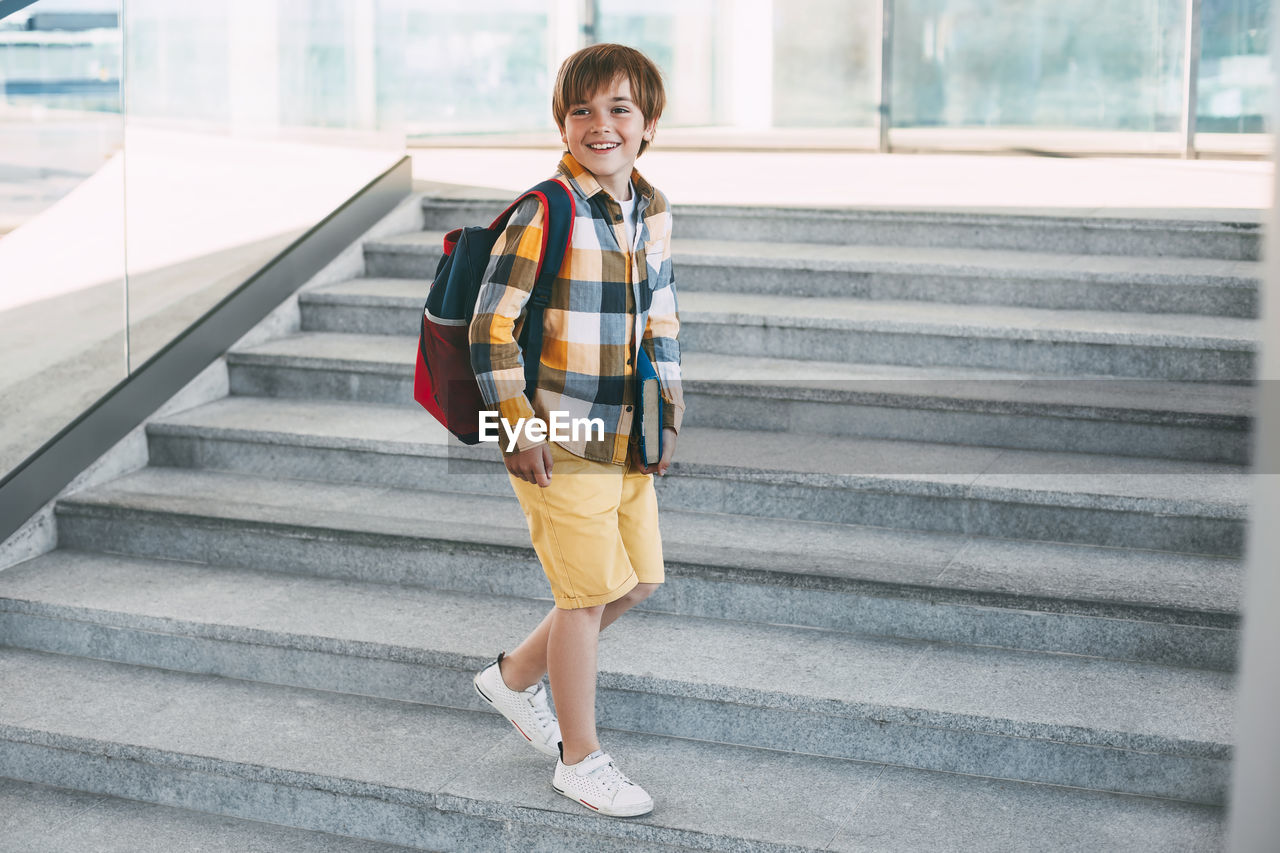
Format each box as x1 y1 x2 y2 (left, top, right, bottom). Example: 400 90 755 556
1181 0 1202 158
582 0 598 47
878 0 893 153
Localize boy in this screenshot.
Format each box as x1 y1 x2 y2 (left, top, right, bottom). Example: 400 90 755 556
468 43 683 818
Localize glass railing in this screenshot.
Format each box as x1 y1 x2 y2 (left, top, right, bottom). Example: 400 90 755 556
0 0 127 477
403 0 1271 157
0 0 406 480
117 0 405 373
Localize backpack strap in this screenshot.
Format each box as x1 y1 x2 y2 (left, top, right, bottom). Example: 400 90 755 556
486 179 575 402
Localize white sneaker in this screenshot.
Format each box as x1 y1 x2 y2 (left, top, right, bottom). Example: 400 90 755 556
553 749 654 817
473 653 561 758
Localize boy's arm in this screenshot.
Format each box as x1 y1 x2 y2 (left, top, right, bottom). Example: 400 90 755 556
469 196 548 454
641 202 684 435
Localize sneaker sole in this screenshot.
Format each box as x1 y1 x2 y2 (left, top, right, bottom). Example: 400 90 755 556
552 783 654 818
474 673 560 758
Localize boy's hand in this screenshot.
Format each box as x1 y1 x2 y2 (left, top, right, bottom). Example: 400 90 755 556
634 428 678 477
506 443 553 487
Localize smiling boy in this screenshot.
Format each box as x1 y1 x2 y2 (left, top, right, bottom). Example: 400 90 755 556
468 44 683 818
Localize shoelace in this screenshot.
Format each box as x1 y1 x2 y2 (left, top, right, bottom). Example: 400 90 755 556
524 682 556 728
581 753 630 794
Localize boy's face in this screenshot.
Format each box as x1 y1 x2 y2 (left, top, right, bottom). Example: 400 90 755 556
560 74 656 199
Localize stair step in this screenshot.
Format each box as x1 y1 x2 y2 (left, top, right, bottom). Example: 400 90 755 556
292 290 1255 462
675 353 1251 464
160 388 1251 555
297 276 1259 381
675 291 1257 382
308 272 1260 356
2 195 1247 849
302 278 426 337
0 777 418 853
0 559 1235 803
363 231 1259 318
418 195 1261 261
55 461 1241 668
0 648 1224 850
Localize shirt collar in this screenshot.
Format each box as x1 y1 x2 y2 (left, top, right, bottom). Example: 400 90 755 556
556 151 655 205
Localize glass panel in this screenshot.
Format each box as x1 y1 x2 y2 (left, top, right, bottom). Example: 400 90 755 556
892 0 1186 132
773 0 880 128
388 0 552 136
0 0 127 476
391 0 723 136
598 0 721 127
122 0 406 372
1199 0 1271 132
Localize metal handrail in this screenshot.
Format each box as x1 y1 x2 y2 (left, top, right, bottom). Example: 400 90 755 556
0 0 43 23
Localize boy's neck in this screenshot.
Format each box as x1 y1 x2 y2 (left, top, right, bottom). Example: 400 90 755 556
598 174 632 203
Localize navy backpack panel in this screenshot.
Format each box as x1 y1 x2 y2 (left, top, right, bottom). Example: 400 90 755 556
413 179 575 445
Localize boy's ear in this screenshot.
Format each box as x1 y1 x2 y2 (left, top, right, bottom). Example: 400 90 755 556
643 117 657 141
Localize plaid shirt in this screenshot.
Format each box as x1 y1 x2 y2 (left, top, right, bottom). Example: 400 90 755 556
469 152 683 465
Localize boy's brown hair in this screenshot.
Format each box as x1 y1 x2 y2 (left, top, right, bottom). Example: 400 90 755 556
552 43 666 157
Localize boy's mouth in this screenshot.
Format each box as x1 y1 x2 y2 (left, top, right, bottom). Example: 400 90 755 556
587 142 620 151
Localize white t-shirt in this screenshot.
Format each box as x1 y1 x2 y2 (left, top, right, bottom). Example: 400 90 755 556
617 180 639 251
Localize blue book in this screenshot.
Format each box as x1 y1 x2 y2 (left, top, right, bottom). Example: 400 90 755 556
634 348 664 467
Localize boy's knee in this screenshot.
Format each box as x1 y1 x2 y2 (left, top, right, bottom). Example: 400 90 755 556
627 583 659 604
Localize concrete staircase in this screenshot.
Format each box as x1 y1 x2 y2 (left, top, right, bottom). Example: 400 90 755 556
0 195 1255 851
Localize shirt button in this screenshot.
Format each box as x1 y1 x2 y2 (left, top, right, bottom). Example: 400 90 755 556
614 214 622 222
627 356 634 365
625 405 633 412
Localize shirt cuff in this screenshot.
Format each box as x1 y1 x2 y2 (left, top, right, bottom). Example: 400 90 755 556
662 402 683 434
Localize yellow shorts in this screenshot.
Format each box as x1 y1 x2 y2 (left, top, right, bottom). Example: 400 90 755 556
507 441 665 610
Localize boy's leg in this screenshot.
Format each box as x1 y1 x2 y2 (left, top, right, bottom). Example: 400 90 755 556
546 602 605 765
498 583 660 691
498 442 662 691
485 442 664 768
545 596 655 817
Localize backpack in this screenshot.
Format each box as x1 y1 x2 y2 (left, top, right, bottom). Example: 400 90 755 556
413 179 575 445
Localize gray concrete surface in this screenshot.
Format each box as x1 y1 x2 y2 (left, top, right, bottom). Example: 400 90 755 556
0 552 1235 759
48 459 1242 667
0 165 1260 847
415 197 1265 259
0 647 1232 845
301 278 1255 461
0 777 422 853
369 230 1261 316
